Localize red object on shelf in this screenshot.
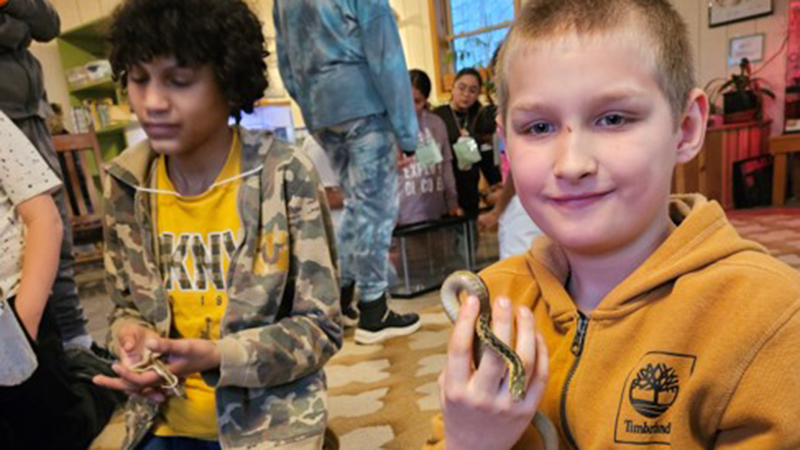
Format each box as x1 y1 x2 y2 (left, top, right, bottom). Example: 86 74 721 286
712 120 772 208
783 1 800 132
674 120 771 209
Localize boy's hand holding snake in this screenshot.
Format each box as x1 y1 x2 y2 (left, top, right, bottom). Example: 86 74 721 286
92 323 186 403
439 271 556 450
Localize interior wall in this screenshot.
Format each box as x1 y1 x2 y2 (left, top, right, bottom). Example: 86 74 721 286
672 0 790 136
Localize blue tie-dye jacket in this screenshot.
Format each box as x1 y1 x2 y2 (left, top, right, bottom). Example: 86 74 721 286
273 0 419 151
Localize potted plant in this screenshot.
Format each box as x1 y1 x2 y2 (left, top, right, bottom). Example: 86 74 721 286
705 58 775 124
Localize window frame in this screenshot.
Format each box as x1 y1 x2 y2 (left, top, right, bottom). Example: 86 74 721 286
429 0 521 96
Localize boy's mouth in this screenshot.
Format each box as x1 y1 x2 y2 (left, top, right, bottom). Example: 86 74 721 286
549 191 611 208
144 123 180 139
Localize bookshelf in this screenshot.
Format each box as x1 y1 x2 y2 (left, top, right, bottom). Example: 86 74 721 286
57 16 132 162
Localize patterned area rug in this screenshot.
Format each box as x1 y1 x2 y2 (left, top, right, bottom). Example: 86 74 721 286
728 208 800 270
88 207 800 450
326 306 449 450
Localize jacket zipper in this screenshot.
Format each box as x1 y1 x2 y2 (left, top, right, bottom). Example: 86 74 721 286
561 312 589 450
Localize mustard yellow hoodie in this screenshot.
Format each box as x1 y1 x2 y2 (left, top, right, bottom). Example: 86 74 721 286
426 195 800 449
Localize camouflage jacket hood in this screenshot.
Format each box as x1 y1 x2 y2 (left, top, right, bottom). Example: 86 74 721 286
102 128 342 449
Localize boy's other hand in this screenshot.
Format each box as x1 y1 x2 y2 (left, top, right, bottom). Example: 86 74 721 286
93 323 166 399
116 323 159 365
439 296 549 450
145 337 222 377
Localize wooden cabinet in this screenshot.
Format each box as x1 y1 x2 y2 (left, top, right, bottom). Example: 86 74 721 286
673 120 771 209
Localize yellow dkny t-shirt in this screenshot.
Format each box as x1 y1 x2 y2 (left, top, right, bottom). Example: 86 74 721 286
154 132 242 439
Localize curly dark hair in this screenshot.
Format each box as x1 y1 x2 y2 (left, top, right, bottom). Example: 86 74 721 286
107 0 268 122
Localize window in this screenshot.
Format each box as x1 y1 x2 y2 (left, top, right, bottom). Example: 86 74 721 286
429 0 520 94
449 0 515 71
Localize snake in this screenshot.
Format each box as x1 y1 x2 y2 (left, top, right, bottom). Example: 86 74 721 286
441 270 527 400
441 270 560 450
129 348 186 399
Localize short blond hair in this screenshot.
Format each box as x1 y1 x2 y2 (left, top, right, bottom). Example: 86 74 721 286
497 0 694 125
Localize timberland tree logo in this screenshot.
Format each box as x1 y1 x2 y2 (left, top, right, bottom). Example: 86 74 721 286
629 363 680 418
615 351 696 445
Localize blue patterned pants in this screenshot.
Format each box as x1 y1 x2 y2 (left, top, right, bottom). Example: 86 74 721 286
314 114 398 302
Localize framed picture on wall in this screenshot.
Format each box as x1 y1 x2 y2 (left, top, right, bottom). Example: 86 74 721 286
729 33 765 66
710 0 773 28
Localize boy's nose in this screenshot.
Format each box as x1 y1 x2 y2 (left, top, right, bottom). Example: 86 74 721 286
143 85 170 112
552 130 597 182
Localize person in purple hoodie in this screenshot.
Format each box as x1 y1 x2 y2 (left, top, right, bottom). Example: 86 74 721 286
397 69 462 226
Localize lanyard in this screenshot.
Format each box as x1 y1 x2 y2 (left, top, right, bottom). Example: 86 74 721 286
450 106 473 133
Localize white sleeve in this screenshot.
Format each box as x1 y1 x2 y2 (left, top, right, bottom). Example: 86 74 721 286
0 112 61 205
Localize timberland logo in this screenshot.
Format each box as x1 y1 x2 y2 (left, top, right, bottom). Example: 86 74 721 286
625 420 672 434
614 351 696 446
629 363 680 418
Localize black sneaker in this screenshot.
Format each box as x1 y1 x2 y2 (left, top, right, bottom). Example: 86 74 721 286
355 294 420 345
341 282 360 328
342 306 360 328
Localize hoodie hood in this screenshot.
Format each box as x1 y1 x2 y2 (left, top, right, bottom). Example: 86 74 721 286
525 194 766 328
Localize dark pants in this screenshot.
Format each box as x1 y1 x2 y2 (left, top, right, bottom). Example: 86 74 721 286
138 435 222 450
0 298 122 450
12 117 89 343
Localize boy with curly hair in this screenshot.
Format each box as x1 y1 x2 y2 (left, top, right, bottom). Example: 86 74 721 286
429 0 800 448
91 0 342 449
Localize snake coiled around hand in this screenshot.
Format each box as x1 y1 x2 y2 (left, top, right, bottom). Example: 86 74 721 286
441 270 559 450
129 349 186 399
441 270 527 400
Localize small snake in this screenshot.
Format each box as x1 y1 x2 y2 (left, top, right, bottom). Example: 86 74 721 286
441 270 526 400
441 270 560 450
129 348 186 399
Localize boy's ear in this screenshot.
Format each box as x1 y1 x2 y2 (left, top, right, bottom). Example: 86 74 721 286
675 88 709 164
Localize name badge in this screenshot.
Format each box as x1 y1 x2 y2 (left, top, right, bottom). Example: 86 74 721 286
416 129 443 169
453 136 481 171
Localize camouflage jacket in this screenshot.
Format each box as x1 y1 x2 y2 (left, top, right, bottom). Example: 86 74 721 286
102 128 342 449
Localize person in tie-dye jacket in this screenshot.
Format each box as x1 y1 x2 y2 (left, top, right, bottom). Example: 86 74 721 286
274 0 421 345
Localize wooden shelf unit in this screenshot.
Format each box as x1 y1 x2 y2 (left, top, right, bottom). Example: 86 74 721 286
57 16 129 162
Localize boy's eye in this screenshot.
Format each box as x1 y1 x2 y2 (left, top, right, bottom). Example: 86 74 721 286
128 73 148 85
597 113 628 128
169 76 194 88
529 122 555 135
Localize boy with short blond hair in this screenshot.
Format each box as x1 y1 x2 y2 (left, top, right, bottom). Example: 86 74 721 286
429 0 800 449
